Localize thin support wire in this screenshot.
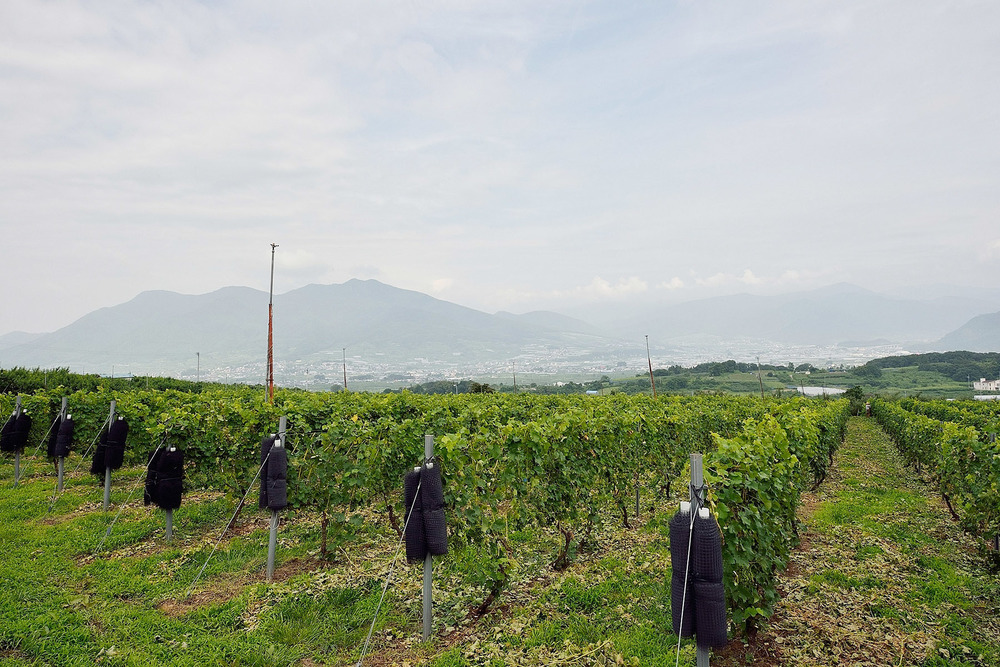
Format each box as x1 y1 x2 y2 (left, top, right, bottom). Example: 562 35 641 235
93 434 167 554
71 415 113 475
44 417 111 517
14 416 58 485
675 500 699 667
185 454 270 599
356 473 422 667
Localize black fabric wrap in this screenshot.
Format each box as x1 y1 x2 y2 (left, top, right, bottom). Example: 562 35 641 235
55 416 74 458
403 469 426 563
144 448 164 506
90 428 109 475
670 508 728 646
12 413 32 453
692 580 728 649
421 464 448 555
671 571 695 637
692 513 724 583
0 414 15 453
259 435 276 509
48 417 62 459
105 418 128 470
669 509 695 637
266 447 288 510
156 449 184 510
669 510 691 572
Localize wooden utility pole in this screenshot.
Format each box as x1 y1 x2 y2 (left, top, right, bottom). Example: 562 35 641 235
267 243 278 403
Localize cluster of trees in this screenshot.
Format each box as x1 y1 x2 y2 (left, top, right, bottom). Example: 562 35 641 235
863 351 1000 383
645 360 818 378
389 380 496 395
0 367 222 395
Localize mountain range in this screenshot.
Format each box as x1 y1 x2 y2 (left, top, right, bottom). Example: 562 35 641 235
1 279 998 381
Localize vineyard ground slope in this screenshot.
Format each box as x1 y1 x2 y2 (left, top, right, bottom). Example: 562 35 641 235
723 417 1000 666
2 415 1000 665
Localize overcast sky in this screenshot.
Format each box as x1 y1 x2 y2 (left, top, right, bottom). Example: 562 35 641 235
2 0 999 334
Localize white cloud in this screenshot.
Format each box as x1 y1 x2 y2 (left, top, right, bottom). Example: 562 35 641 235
580 276 649 298
696 273 733 287
658 277 685 290
430 278 454 293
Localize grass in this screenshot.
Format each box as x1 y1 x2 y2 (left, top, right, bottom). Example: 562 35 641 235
749 417 1000 666
3 417 1000 665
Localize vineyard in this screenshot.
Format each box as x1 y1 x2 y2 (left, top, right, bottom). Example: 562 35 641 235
3 382 942 665
871 397 1000 549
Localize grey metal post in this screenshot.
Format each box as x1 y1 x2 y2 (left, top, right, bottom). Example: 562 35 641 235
422 434 434 641
103 401 116 511
690 453 710 667
266 416 287 582
57 398 68 492
12 397 21 487
165 509 173 543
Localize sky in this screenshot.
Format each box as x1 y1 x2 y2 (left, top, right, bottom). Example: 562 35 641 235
2 0 999 334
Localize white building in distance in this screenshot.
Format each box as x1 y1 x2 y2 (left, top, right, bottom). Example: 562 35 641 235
973 378 1000 391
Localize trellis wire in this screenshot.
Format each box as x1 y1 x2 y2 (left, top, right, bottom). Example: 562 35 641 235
93 432 168 553
356 469 423 667
184 451 271 599
674 501 698 667
44 414 112 517
70 413 112 475
13 415 58 485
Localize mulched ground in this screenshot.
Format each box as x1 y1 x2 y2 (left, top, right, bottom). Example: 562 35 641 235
717 417 1000 667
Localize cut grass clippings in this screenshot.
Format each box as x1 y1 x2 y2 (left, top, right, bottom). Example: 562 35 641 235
3 417 1000 665
718 417 1000 666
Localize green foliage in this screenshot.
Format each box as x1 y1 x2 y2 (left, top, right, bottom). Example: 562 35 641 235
1 379 851 632
705 400 849 634
872 398 1000 544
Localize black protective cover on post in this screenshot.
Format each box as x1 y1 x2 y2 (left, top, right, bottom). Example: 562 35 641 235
47 416 62 459
0 414 15 452
156 449 185 510
691 512 728 648
105 417 129 470
90 427 109 475
692 513 724 582
266 447 288 510
258 435 276 509
693 580 728 649
144 448 164 506
403 469 426 563
669 510 695 637
12 413 32 453
54 416 74 458
421 464 448 555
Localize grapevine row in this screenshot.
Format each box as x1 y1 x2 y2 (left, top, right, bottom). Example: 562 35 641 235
871 399 1000 544
1 387 847 635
